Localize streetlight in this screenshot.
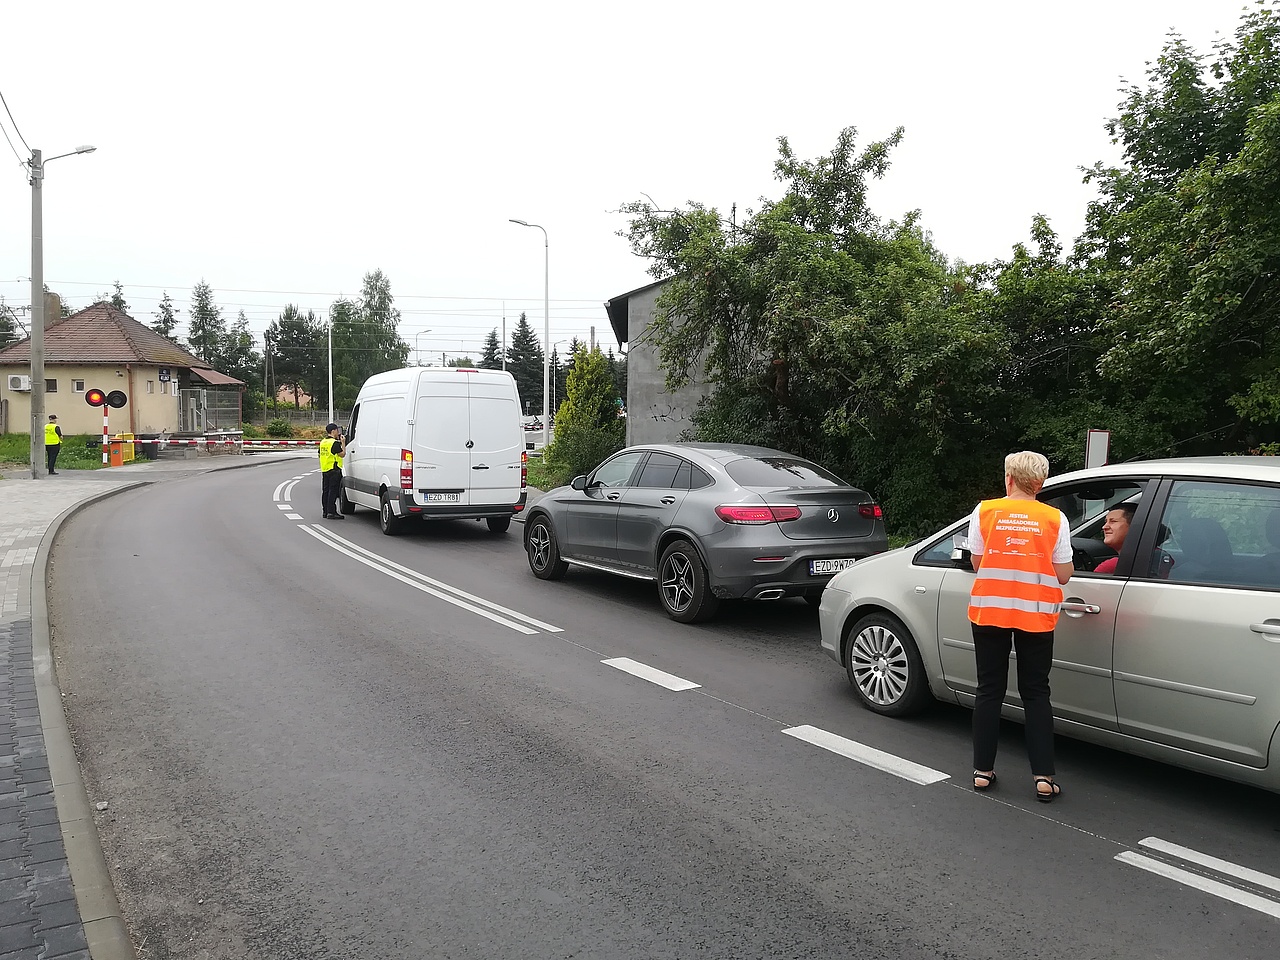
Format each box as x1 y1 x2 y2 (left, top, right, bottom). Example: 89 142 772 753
29 144 96 480
414 329 432 366
509 218 549 450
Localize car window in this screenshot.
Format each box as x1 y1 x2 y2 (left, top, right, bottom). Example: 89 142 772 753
1039 479 1148 574
1144 480 1280 588
915 521 968 566
725 456 846 487
590 451 645 488
636 453 684 489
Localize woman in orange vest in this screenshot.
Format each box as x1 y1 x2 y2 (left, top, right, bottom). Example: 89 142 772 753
965 451 1074 802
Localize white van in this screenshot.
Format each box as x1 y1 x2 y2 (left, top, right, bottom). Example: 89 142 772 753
339 367 527 535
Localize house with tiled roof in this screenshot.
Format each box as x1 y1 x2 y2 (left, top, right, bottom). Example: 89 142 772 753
0 301 244 436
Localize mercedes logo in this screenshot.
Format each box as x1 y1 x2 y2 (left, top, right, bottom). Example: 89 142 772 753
827 508 839 522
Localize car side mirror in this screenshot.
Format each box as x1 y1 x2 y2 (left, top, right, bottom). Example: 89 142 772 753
571 475 588 491
950 546 973 569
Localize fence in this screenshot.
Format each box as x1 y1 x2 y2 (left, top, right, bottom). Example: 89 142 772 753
262 407 354 426
180 388 243 432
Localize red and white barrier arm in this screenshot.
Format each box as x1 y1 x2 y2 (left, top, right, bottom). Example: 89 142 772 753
144 438 322 446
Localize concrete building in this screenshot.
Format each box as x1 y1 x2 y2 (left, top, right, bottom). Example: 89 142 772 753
605 278 709 446
0 302 244 436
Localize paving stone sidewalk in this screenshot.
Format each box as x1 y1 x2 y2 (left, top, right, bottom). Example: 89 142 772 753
0 455 307 959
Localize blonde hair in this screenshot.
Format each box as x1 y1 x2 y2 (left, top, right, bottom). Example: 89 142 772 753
1004 451 1050 495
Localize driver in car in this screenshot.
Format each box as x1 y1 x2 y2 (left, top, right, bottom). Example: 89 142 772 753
1092 503 1136 574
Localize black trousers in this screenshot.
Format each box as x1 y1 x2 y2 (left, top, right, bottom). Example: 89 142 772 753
46 444 60 474
321 468 342 515
971 623 1056 775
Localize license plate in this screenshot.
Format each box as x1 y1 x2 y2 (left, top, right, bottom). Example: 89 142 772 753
424 493 460 503
810 558 859 575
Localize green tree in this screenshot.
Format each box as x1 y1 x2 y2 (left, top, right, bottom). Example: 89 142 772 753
448 355 476 367
151 291 180 340
105 281 129 313
267 305 324 407
506 312 545 414
221 310 264 418
545 346 626 477
186 281 226 365
1083 4 1280 449
328 270 410 408
479 328 503 369
0 302 18 350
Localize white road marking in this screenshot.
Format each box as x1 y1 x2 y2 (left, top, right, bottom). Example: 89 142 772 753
298 525 539 635
1116 852 1280 921
277 504 292 510
601 657 701 691
309 525 563 633
781 725 950 785
272 478 291 502
283 478 304 503
285 513 303 520
1138 837 1280 896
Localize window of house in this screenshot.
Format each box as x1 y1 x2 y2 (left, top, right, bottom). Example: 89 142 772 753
146 381 154 394
72 379 85 393
171 382 179 396
44 378 57 392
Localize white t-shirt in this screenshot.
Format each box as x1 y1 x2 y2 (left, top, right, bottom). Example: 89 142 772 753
964 502 1073 564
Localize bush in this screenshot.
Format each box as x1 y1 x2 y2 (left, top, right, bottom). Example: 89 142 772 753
240 423 264 439
266 418 293 438
544 422 624 480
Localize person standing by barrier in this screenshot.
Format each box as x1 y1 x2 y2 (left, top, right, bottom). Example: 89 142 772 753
965 451 1074 802
319 423 346 520
44 415 63 475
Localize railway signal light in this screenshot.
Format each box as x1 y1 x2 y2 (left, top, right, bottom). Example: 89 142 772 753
85 388 127 408
85 388 106 406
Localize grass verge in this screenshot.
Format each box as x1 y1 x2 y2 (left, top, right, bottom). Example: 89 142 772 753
0 433 106 471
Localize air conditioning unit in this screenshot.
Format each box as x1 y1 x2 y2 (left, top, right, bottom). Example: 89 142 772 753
7 375 31 391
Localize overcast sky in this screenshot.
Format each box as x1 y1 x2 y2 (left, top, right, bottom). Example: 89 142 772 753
0 0 1250 363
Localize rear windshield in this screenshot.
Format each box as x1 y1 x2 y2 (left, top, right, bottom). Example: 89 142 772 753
725 456 847 488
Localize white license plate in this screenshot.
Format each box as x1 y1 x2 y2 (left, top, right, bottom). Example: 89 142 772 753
424 493 460 503
810 558 859 575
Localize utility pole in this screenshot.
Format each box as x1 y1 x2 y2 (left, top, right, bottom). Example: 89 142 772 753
502 302 506 371
262 331 270 428
28 149 44 480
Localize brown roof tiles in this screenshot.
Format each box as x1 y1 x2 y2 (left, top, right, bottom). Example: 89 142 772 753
0 301 206 367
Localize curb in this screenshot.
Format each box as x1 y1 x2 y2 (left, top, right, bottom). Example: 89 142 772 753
29 455 310 959
33 483 149 960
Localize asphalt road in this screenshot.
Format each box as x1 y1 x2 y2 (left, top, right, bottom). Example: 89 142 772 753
47 461 1280 959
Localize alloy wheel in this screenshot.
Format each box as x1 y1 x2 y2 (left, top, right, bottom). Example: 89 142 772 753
661 551 694 613
849 623 910 706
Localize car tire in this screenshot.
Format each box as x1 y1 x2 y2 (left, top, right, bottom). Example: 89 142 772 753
487 516 512 534
844 611 931 717
658 539 720 624
526 515 569 580
339 487 356 515
379 491 403 536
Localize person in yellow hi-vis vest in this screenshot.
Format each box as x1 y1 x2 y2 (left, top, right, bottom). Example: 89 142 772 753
964 451 1074 802
319 422 346 520
44 414 63 475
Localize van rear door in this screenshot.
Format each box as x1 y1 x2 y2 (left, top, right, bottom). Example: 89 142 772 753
466 374 523 507
411 376 471 503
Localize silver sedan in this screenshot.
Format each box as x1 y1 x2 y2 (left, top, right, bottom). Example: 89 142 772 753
818 456 1280 793
523 443 888 623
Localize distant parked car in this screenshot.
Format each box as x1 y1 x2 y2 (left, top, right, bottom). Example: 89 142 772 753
522 443 887 623
818 456 1280 793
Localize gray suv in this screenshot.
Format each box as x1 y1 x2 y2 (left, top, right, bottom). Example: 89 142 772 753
524 443 888 623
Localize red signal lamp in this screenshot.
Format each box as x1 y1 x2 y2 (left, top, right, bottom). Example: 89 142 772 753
85 388 107 407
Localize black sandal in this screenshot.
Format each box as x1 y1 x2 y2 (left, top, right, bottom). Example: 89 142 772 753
973 770 997 791
1034 777 1061 802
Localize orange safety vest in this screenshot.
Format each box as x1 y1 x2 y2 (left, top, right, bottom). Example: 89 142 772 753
968 497 1064 633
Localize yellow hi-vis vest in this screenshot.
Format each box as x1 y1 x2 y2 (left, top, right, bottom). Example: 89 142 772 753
967 497 1064 632
44 422 61 446
319 437 338 472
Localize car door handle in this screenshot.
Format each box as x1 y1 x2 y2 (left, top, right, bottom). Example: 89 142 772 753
606 492 621 501
1060 600 1101 617
472 464 489 470
660 496 676 504
1249 620 1280 642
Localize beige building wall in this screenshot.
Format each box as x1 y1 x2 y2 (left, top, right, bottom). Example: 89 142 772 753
1 364 180 436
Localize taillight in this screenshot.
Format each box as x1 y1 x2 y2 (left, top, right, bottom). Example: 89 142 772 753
715 504 802 524
521 450 527 490
859 503 883 520
400 449 413 490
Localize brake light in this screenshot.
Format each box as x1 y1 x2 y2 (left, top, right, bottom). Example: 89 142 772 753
859 503 883 519
715 504 802 524
454 368 480 373
521 450 527 490
400 449 413 490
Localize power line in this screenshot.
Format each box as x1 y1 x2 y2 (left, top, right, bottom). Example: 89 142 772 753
0 87 30 154
0 117 24 170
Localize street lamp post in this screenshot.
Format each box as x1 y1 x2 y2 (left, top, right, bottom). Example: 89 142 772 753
28 144 96 480
509 219 549 450
414 329 432 366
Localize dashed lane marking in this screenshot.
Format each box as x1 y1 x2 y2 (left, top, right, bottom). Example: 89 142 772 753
276 504 292 510
285 513 303 520
781 724 950 785
601 657 701 691
1117 844 1280 921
